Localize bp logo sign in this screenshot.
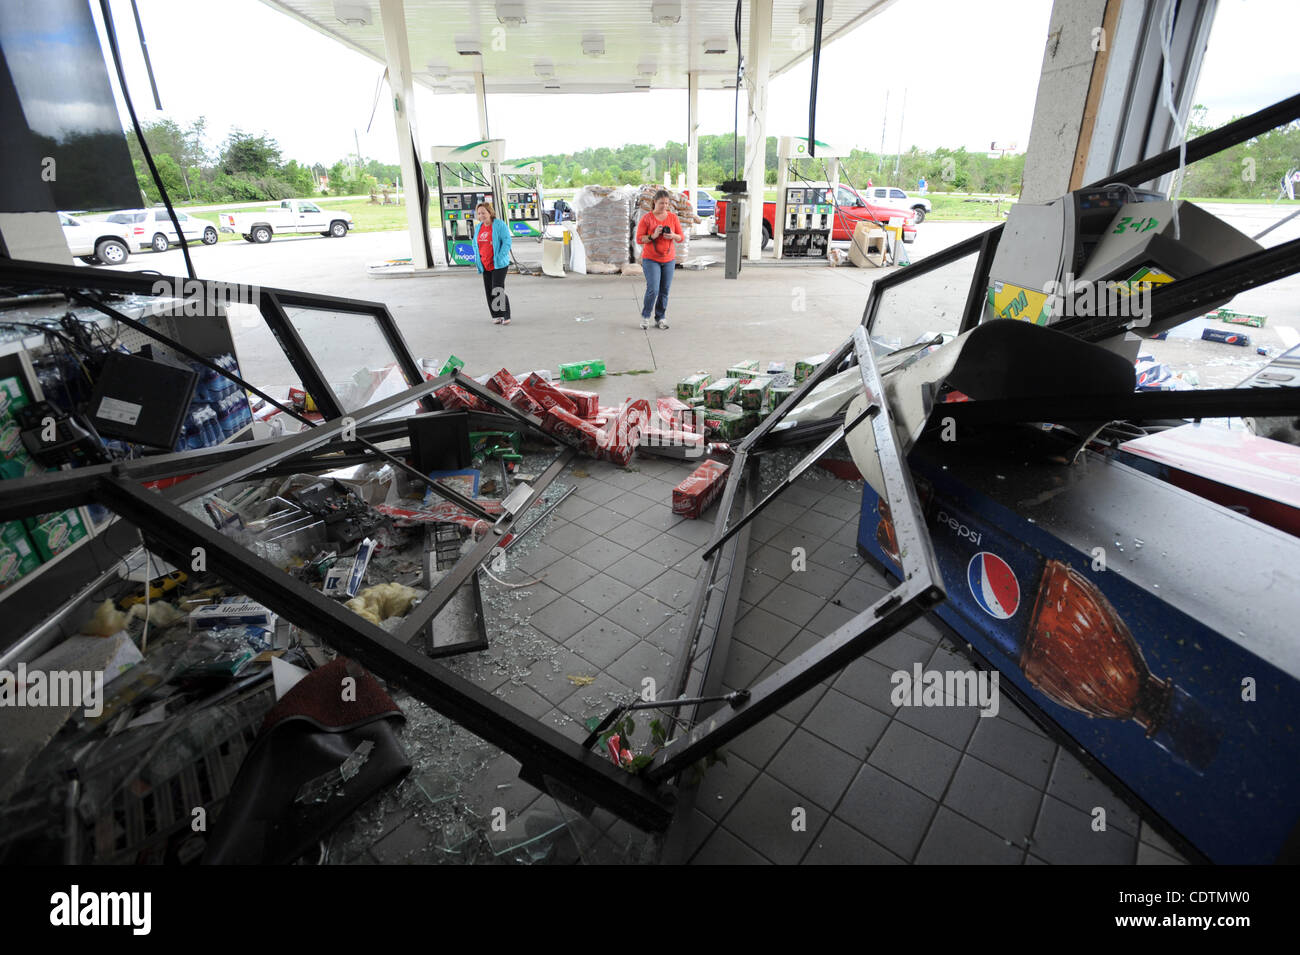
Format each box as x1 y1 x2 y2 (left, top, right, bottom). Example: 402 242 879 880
480 148 489 158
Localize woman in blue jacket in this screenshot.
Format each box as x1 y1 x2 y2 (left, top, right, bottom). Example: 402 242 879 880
473 202 513 325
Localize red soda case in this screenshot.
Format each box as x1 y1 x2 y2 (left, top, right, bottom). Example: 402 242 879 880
486 368 522 397
552 386 599 418
521 373 578 416
672 459 729 518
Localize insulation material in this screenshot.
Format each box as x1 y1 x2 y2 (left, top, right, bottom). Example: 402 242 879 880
345 583 422 625
573 186 635 266
672 460 729 518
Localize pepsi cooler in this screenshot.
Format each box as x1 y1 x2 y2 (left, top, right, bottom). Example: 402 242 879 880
858 428 1300 864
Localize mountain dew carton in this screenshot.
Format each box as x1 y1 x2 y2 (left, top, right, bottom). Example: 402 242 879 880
0 521 41 590
559 359 605 381
676 373 712 401
739 377 772 411
770 384 796 409
0 377 30 418
703 406 747 440
795 353 831 382
726 360 759 379
703 378 741 410
23 509 88 562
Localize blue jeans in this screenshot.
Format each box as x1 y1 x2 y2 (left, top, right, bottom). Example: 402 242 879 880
641 258 675 322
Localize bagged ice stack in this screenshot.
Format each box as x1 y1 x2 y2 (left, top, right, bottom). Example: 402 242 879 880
573 185 635 267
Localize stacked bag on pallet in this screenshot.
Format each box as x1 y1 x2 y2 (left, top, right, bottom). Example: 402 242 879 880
573 185 635 267
633 185 700 261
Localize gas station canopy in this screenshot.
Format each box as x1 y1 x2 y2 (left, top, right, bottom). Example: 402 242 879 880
260 0 894 94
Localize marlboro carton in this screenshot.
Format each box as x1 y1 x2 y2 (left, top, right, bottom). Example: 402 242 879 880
726 360 759 379
552 386 598 418
487 368 521 397
739 377 772 411
521 373 578 416
676 373 712 401
795 353 831 381
703 378 740 410
672 460 729 518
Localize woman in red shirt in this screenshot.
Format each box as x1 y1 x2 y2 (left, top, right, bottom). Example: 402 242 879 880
635 190 684 330
474 202 513 325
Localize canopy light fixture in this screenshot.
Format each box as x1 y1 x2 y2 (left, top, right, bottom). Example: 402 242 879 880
704 37 729 54
651 1 681 25
533 58 555 77
426 60 449 79
455 37 482 55
798 1 833 24
332 2 371 26
496 2 526 25
581 33 605 56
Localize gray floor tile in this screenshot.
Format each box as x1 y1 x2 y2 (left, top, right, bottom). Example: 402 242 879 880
866 631 938 671
810 538 867 574
567 573 637 615
541 707 590 744
803 601 859 638
645 614 687 653
636 533 699 569
513 542 565 575
1032 795 1137 865
786 565 852 602
966 715 1057 791
836 763 937 862
606 490 658 519
833 573 894 614
749 514 784 544
810 494 863 521
720 773 826 865
529 594 598 641
665 516 716 544
799 510 849 542
1136 842 1186 865
527 646 597 706
761 499 810 526
901 613 946 647
1140 821 1183 856
802 688 892 760
565 618 641 669
605 551 668 587
721 641 775 689
494 680 554 720
734 606 802 657
569 534 634 570
557 670 635 724
726 712 798 768
774 629 821 664
775 681 829 725
605 592 677 637
740 570 781 605
604 639 674 693
572 479 624 505
868 721 962 800
574 506 627 536
916 807 1026 865
602 467 656 492
780 484 826 508
555 493 598 520
640 568 696 608
676 809 720 862
766 728 861 811
943 755 1042 845
894 692 983 751
690 825 771 865
1047 749 1139 836
539 554 601 594
765 523 830 557
542 521 598 553
760 580 828 628
691 752 760 821
488 581 563 616
803 816 905 864
746 543 797 581
603 518 660 551
834 655 900 715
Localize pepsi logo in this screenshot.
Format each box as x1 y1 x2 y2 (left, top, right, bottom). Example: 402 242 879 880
967 552 1020 619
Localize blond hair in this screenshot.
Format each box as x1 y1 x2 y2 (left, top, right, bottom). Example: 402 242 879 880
476 201 497 222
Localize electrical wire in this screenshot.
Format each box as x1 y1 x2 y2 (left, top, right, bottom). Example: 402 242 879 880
733 0 742 179
1159 0 1187 240
97 0 196 281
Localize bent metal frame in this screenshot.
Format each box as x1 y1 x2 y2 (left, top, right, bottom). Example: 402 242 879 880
0 256 943 833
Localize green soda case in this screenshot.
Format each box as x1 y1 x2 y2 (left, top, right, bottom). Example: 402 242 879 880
0 377 30 419
703 378 740 410
726 360 759 379
559 359 606 381
702 407 747 440
687 394 705 407
769 385 796 410
676 373 712 400
794 353 831 382
0 417 22 460
0 447 39 480
739 376 772 411
440 355 466 375
23 509 89 562
469 430 521 455
0 520 42 589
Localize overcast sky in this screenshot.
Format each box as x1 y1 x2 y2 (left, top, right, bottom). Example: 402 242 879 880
96 0 1297 168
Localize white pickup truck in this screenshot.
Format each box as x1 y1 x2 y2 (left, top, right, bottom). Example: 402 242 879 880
217 200 354 243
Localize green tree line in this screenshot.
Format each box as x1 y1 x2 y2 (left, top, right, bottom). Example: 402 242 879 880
1179 105 1300 199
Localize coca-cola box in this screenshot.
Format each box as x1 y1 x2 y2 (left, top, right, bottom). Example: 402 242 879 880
857 433 1300 864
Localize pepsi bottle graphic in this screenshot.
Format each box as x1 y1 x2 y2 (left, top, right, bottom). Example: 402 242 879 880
874 496 1221 772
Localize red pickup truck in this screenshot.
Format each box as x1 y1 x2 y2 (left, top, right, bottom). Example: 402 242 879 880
715 183 917 250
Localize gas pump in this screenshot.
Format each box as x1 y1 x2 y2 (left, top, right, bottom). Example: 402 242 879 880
430 140 507 267
774 136 846 260
500 160 545 239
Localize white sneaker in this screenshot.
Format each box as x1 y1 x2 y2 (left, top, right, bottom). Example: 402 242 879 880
655 319 669 329
640 317 649 329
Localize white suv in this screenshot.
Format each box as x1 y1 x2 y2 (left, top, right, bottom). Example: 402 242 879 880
59 213 133 266
863 186 932 223
105 208 220 251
